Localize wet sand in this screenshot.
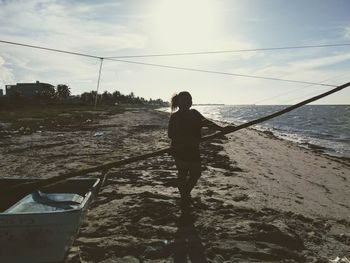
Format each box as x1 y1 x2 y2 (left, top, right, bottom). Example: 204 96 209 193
1 108 349 262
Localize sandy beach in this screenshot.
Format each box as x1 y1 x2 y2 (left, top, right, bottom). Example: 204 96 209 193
1 108 349 262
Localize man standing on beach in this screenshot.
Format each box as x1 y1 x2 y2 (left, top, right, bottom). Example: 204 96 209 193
168 91 230 207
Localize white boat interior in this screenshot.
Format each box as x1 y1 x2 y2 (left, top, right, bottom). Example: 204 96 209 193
5 191 84 213
0 178 101 212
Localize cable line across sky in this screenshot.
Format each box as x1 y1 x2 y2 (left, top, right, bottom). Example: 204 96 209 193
105 57 337 87
0 39 347 88
0 40 102 59
252 71 350 105
104 43 350 59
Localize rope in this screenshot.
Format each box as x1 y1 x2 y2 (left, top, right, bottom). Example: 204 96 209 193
105 58 336 87
0 39 340 87
105 43 350 59
0 40 102 59
280 87 331 105
3 39 350 60
253 71 350 105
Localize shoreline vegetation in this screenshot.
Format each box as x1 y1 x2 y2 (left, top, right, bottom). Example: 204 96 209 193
0 85 168 139
1 104 349 262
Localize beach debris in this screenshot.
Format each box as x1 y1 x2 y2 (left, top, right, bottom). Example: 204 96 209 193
232 193 249 202
212 255 226 263
0 122 10 130
94 131 104 137
85 119 92 123
57 134 64 138
1 130 12 138
330 257 350 263
114 256 139 263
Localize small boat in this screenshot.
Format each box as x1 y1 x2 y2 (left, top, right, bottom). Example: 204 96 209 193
0 177 102 263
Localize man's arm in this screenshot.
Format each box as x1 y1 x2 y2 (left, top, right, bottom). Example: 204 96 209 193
196 111 235 132
193 109 234 132
201 118 225 131
168 114 175 139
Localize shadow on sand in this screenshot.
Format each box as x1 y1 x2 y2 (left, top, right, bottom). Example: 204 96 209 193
173 208 208 263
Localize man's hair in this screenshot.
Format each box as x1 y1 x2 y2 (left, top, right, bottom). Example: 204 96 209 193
171 91 192 112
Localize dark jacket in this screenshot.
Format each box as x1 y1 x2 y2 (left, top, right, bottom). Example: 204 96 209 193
168 109 205 162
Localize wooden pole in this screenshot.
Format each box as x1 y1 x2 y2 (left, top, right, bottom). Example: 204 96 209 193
94 58 104 110
2 81 350 205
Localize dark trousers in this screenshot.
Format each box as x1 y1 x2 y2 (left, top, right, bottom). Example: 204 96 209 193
175 159 201 198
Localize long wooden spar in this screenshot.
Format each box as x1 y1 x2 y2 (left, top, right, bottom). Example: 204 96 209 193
3 81 350 200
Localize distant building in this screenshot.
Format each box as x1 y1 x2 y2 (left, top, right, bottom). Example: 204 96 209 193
5 81 54 97
0 89 3 96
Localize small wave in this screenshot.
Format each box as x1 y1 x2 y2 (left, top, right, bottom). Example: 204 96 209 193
195 105 350 158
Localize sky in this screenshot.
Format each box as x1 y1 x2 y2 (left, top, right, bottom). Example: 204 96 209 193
0 0 350 104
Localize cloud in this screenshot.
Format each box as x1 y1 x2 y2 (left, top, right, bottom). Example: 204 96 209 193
345 26 350 39
288 52 350 70
0 0 148 53
0 0 150 92
0 1 349 104
0 56 15 89
247 52 350 81
208 36 263 61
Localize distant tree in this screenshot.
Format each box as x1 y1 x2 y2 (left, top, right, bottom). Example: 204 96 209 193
101 91 113 105
80 92 94 105
56 84 71 100
78 89 167 107
112 90 121 98
112 91 121 103
134 96 144 105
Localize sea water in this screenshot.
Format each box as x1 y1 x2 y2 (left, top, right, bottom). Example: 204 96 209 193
191 105 350 158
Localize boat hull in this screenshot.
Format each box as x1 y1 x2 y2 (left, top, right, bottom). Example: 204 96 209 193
0 178 100 263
